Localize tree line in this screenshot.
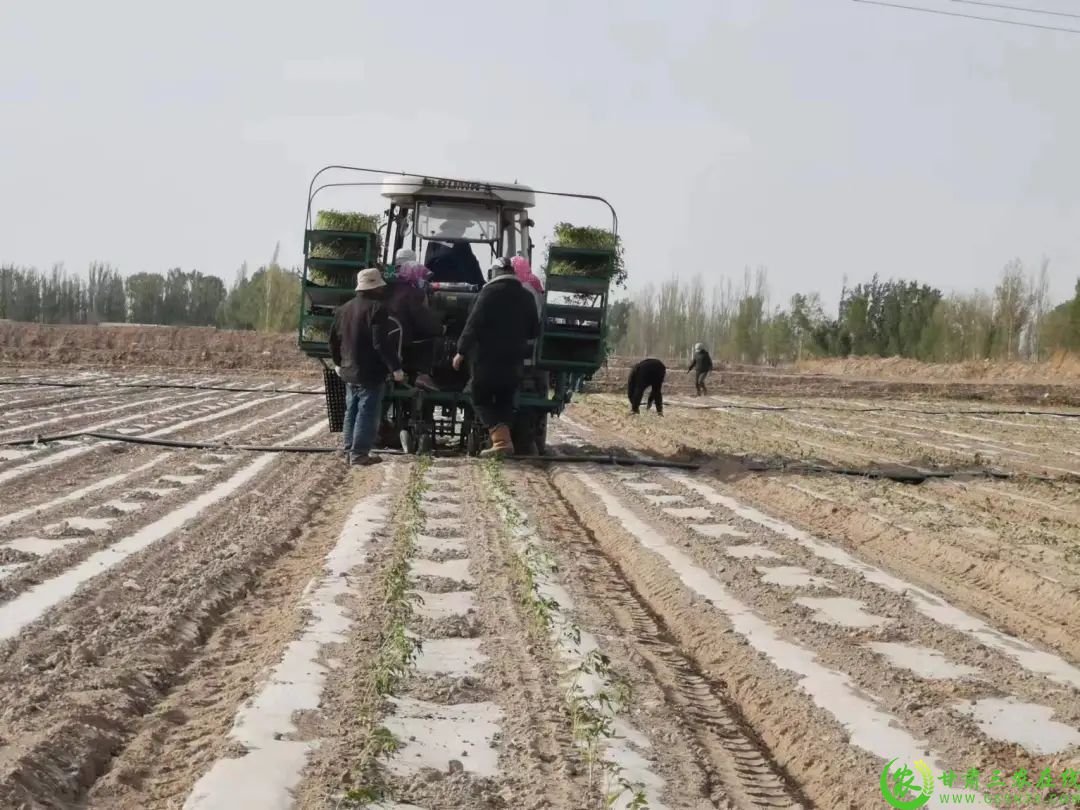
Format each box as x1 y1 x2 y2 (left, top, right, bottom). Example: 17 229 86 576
4 254 1080 367
611 259 1080 364
0 259 301 332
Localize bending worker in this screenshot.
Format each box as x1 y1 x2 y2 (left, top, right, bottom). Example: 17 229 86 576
452 257 540 457
688 342 714 396
627 358 666 415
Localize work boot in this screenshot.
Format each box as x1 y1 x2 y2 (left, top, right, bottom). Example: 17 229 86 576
350 453 383 467
480 424 514 458
414 373 440 391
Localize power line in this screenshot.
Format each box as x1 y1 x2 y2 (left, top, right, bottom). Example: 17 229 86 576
851 0 1080 34
952 0 1080 20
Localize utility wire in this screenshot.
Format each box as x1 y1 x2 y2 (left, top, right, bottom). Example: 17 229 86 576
851 0 1080 34
952 0 1080 20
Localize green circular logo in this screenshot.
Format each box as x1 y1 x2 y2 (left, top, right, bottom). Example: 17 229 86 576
880 758 935 810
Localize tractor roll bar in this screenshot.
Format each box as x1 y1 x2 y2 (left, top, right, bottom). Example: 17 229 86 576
304 165 619 238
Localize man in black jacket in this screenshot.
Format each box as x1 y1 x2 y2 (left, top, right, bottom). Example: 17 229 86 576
452 258 540 457
627 358 666 415
688 342 714 396
329 268 405 466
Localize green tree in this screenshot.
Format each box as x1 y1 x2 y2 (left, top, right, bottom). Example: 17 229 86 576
126 272 166 324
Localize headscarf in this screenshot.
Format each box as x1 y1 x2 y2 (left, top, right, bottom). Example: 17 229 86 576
395 260 432 288
511 255 544 294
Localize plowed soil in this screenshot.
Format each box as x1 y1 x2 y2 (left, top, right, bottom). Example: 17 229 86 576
2 360 1079 810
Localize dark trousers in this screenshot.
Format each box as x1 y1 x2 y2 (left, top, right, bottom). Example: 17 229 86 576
628 360 666 415
403 339 435 376
472 380 516 429
630 382 663 414
694 370 710 395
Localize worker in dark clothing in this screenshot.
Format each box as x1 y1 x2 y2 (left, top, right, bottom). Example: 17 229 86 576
329 268 405 466
386 248 442 391
627 358 666 415
424 241 486 287
688 342 714 396
452 258 541 457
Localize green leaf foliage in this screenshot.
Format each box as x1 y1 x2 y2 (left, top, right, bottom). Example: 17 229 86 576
546 223 627 288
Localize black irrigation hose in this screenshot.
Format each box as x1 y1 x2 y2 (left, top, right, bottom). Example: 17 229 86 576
672 401 1080 419
740 457 1077 485
532 453 700 470
6 428 1073 479
0 430 701 469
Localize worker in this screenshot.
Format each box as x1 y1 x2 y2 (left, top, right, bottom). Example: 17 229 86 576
386 247 441 391
688 342 714 396
329 268 405 466
510 255 547 455
424 221 486 286
452 257 540 457
627 358 666 415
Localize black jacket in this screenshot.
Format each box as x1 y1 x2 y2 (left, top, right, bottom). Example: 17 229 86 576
424 242 486 287
457 275 540 386
386 280 441 344
688 348 713 374
329 294 403 386
628 358 666 398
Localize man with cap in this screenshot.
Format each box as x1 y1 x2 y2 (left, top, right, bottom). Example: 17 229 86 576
687 342 714 396
452 257 540 457
329 268 405 466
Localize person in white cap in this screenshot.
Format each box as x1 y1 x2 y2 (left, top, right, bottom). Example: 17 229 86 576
687 342 713 396
329 268 405 466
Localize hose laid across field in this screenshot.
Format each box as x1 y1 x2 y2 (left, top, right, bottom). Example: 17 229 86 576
0 430 701 468
668 400 1080 419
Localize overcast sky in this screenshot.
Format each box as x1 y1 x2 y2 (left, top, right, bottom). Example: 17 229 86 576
1 0 1077 310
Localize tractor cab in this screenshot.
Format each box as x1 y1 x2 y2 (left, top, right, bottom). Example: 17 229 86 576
379 174 537 286
298 166 617 456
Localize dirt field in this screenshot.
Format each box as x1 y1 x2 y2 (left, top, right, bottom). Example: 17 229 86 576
0 322 315 376
2 355 1079 808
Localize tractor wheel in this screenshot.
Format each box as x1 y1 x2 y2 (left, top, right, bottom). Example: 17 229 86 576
465 428 482 457
400 429 417 455
535 413 548 456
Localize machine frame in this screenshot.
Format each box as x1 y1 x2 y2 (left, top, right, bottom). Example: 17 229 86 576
298 166 618 455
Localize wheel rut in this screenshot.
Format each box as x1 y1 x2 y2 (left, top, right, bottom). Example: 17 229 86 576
510 464 806 810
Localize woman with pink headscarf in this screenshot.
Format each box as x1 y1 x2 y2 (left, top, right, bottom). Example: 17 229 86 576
386 248 440 390
511 255 544 316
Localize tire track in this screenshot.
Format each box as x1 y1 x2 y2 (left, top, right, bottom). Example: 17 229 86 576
511 466 804 810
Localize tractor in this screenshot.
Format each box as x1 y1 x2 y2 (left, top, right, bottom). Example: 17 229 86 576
297 166 617 456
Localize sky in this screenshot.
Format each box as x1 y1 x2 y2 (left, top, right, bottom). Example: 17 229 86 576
1 0 1078 312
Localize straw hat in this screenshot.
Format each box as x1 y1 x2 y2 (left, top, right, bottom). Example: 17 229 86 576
394 248 417 264
355 268 386 292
